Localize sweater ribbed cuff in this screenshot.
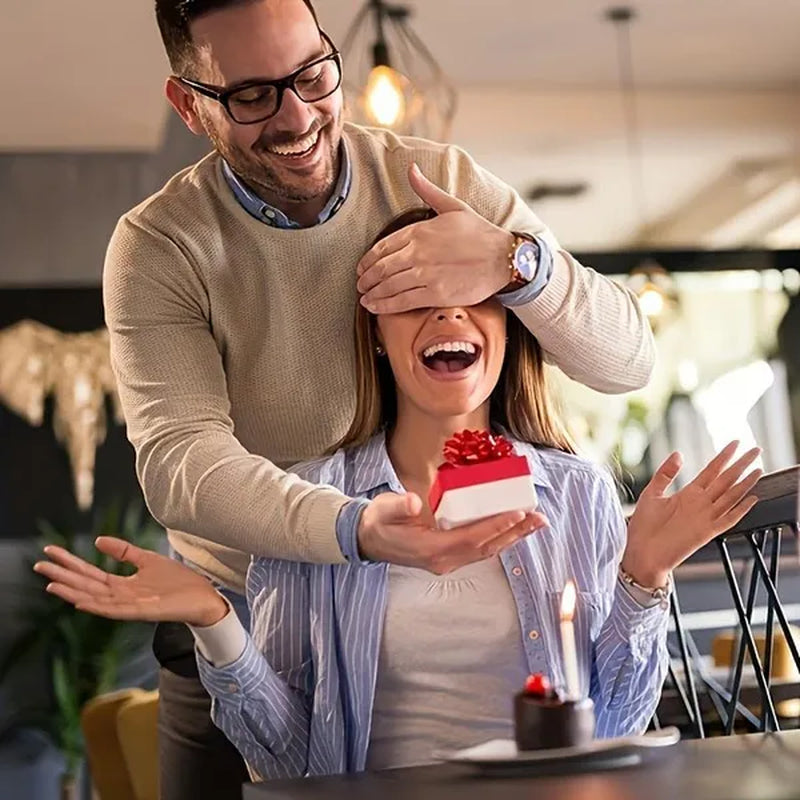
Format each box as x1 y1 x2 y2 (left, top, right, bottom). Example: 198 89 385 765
302 489 352 565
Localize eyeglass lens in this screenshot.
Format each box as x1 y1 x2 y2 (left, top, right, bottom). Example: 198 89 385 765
227 56 340 123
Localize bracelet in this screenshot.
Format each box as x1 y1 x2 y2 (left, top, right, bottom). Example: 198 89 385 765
618 565 672 610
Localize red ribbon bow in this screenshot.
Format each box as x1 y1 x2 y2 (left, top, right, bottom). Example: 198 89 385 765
442 429 514 467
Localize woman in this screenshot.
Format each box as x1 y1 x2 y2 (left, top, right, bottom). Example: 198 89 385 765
36 211 760 781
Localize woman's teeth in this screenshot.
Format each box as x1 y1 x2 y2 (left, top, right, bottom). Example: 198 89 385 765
266 130 320 157
422 341 477 359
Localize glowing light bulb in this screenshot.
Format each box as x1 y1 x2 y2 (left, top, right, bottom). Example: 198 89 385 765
638 285 665 318
363 65 406 127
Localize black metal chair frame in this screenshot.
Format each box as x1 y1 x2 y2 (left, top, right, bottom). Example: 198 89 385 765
665 520 800 738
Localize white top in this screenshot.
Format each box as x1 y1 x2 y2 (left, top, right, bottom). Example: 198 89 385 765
365 557 529 770
189 572 661 670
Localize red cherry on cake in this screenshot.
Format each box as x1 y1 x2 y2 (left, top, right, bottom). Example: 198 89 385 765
523 673 551 697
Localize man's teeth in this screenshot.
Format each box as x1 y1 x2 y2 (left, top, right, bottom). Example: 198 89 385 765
422 341 477 358
266 130 319 156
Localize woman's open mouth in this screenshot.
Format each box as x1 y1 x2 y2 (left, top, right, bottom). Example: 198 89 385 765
419 340 482 378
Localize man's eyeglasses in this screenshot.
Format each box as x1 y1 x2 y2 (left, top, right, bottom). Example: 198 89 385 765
177 32 342 125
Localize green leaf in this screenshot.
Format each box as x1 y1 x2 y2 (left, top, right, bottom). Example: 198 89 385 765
4 500 165 767
53 655 81 724
96 647 119 697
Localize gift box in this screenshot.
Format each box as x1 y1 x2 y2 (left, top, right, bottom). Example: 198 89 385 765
428 430 538 530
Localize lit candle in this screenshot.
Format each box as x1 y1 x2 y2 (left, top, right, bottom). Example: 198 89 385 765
559 580 581 700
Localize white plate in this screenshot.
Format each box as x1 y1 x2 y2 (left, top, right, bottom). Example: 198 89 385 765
436 726 680 770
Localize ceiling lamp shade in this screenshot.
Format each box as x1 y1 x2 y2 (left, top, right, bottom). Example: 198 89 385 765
340 0 457 140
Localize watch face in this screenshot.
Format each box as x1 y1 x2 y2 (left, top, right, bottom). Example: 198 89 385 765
514 241 538 281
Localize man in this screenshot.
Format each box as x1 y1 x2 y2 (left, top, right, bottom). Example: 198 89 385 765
104 0 655 797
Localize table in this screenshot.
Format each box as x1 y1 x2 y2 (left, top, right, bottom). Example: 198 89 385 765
243 730 800 800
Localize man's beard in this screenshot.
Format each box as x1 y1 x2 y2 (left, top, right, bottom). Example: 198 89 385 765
202 110 341 204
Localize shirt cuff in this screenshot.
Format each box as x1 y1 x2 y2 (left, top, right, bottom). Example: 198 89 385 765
335 497 372 564
617 574 669 608
189 595 248 667
496 235 554 308
611 579 669 656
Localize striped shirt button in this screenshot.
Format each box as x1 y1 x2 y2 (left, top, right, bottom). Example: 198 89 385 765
512 567 523 577
528 629 540 641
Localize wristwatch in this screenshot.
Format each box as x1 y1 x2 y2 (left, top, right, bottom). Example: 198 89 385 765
504 232 539 291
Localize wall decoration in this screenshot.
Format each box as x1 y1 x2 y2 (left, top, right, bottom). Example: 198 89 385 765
0 320 123 510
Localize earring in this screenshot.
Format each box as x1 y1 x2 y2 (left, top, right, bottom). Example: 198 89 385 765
375 345 386 356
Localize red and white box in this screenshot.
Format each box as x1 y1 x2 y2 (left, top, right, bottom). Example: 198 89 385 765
428 430 538 530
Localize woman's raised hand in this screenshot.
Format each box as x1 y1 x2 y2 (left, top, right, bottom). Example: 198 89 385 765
33 536 229 627
623 441 762 588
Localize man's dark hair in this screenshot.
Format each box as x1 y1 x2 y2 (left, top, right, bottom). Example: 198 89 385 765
155 0 319 74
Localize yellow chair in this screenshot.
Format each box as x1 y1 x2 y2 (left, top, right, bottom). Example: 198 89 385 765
80 689 144 800
116 690 160 800
712 625 800 717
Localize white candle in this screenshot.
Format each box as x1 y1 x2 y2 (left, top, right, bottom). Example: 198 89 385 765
560 580 581 700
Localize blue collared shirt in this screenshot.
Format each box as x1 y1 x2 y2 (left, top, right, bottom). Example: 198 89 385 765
222 143 352 227
197 434 669 780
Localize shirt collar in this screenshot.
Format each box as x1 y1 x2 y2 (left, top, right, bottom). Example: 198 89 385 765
350 431 404 495
222 138 351 228
350 430 554 495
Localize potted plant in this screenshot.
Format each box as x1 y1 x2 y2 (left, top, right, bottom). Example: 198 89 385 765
0 502 163 800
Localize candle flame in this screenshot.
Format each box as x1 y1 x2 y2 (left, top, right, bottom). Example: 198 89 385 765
560 580 577 621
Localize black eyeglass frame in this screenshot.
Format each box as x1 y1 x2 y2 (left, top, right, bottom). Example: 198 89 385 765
176 31 342 124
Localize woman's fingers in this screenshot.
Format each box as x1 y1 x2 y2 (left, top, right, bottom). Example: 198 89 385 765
94 536 151 569
707 447 761 503
717 495 759 532
713 468 762 517
676 489 760 562
691 441 739 489
46 580 158 621
645 452 683 497
45 582 104 609
41 545 114 585
33 561 113 596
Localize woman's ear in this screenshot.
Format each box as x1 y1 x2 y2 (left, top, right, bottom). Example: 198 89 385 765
370 316 387 356
373 317 386 348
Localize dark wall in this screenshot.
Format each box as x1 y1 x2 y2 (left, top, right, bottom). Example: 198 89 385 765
0 113 210 287
0 288 144 539
0 112 210 536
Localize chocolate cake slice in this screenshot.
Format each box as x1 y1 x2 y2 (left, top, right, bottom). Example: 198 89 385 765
514 673 595 751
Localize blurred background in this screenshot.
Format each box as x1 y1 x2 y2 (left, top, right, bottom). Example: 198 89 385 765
1 1 799 797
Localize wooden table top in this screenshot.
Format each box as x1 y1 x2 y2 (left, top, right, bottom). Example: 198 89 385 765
243 730 800 800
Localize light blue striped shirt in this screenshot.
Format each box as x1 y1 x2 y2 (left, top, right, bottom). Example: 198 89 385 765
197 433 669 780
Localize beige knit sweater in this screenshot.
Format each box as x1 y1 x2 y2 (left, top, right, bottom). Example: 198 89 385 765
103 123 653 592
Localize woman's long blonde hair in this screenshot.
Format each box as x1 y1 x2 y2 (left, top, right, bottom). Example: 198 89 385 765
335 208 575 454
